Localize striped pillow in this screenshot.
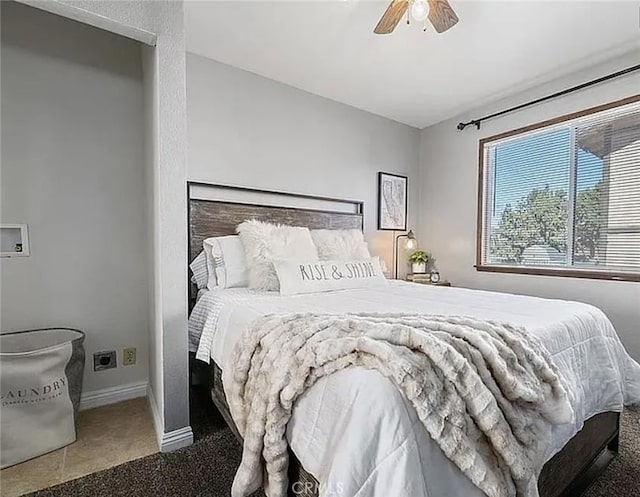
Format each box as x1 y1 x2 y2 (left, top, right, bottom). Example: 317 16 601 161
203 235 249 289
189 251 210 290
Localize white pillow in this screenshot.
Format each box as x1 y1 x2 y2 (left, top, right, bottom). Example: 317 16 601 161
310 229 370 260
237 220 318 291
203 235 248 289
274 257 387 296
189 251 210 290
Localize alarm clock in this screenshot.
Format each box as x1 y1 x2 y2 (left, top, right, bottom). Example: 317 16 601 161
429 270 441 284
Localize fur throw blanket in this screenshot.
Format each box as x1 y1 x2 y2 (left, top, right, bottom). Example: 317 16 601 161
227 313 573 497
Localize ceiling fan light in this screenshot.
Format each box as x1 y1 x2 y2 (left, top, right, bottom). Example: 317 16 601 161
410 0 429 23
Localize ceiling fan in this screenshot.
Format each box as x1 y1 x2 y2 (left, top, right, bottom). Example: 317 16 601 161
374 0 458 34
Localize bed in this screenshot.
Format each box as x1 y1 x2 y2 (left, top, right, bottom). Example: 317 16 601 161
187 182 640 497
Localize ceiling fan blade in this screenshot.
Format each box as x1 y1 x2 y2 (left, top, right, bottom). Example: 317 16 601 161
374 0 409 35
427 0 459 33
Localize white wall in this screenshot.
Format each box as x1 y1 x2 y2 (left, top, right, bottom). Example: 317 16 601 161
418 50 640 360
13 0 191 447
141 42 163 435
187 53 421 274
1 2 148 394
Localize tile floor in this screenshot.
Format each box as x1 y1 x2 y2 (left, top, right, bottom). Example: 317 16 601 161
0 397 158 497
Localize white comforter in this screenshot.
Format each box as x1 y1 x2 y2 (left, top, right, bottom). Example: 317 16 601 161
189 281 640 497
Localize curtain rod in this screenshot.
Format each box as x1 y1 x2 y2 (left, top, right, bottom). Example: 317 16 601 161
456 63 640 131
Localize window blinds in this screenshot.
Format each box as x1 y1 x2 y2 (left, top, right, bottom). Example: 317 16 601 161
480 99 640 278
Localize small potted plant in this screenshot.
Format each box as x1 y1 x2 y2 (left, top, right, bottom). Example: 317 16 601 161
408 250 431 274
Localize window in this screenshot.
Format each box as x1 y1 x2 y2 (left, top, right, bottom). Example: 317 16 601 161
477 95 640 282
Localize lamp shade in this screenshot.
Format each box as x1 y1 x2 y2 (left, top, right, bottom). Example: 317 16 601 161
394 229 417 279
405 230 417 249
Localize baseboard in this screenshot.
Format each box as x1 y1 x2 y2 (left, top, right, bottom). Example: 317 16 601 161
147 385 193 452
147 386 164 448
80 381 148 411
160 426 194 452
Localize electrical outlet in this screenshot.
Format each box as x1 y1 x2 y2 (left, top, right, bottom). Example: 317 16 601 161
93 351 116 371
123 347 136 366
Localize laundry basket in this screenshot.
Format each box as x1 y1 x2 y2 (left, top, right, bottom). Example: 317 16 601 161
0 328 85 468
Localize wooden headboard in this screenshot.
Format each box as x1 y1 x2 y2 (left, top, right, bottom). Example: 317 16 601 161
187 182 364 302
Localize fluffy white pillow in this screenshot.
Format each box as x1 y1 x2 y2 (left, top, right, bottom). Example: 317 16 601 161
310 229 370 261
189 251 210 290
237 220 318 291
203 235 248 289
274 257 386 296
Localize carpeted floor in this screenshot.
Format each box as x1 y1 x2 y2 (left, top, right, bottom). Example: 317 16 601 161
28 391 640 497
583 408 640 497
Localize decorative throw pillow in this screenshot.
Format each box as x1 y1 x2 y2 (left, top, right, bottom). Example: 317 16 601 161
310 229 371 260
274 257 387 296
203 235 248 289
189 251 210 290
237 220 318 291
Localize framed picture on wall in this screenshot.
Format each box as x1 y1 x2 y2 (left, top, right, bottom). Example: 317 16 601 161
377 172 408 231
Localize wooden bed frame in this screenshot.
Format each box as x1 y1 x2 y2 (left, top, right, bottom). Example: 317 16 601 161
187 181 620 497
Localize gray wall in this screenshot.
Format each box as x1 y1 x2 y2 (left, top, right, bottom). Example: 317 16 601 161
0 2 148 393
187 53 421 274
37 0 191 440
418 50 640 360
